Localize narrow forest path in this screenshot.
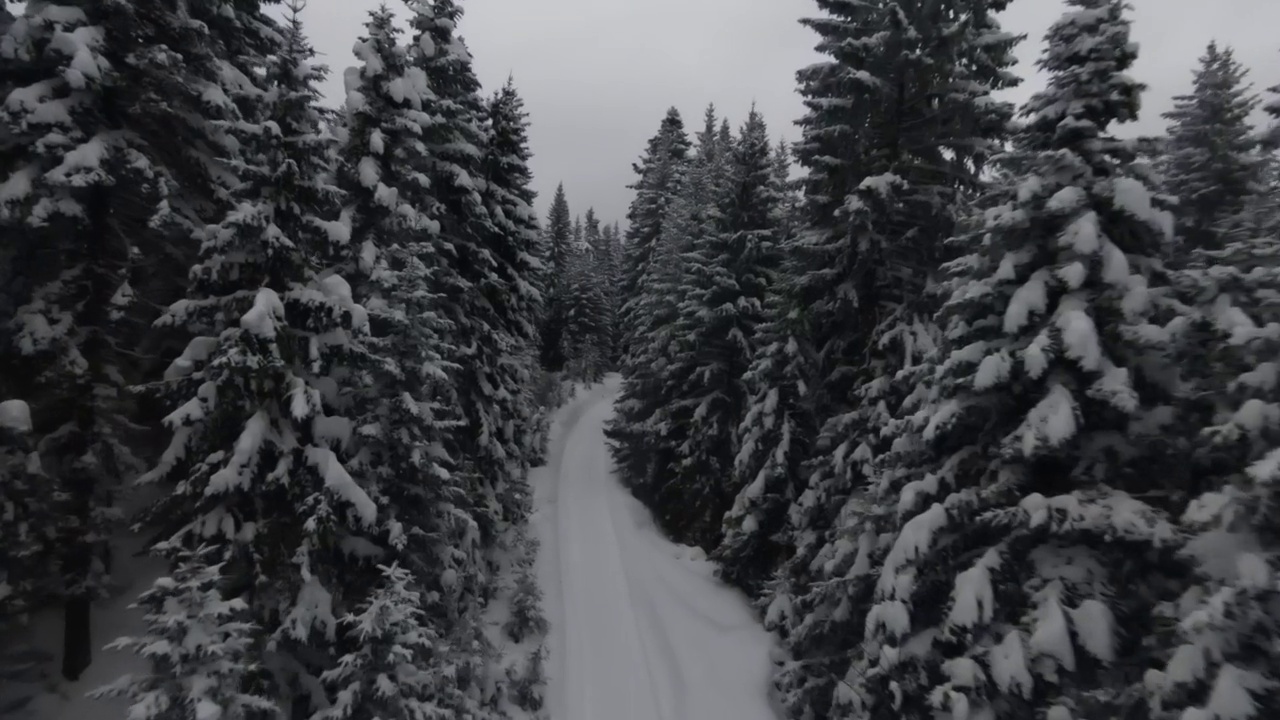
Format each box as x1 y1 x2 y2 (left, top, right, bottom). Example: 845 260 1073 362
528 376 780 720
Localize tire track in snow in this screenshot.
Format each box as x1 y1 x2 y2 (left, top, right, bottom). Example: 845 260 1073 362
535 377 780 720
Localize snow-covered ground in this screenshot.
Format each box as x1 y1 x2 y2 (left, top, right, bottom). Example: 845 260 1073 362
529 376 780 720
17 524 166 720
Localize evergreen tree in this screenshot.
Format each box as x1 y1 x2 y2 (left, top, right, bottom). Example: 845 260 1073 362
0 399 54 620
0 0 231 680
318 563 454 720
339 0 466 606
482 76 545 469
1263 64 1280 149
91 549 276 720
561 210 610 382
1154 110 1280 720
598 222 626 366
609 107 709 504
406 3 534 711
815 3 1191 719
660 106 781 549
618 108 692 358
1161 42 1263 253
540 183 573 370
608 109 691 495
721 0 1020 618
407 0 540 555
131 8 380 714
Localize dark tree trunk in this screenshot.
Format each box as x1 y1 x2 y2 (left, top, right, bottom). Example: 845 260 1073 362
61 179 114 681
60 596 92 681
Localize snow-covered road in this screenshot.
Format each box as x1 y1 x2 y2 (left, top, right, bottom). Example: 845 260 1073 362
529 377 780 720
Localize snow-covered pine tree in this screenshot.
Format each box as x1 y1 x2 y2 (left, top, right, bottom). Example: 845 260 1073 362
1160 42 1264 253
611 107 721 508
318 563 454 720
338 1 465 562
657 106 780 550
608 109 691 496
597 222 626 367
1263 62 1280 149
0 0 228 679
561 209 611 383
335 9 506 719
91 547 277 720
1150 241 1280 720
539 183 574 371
482 76 546 472
822 3 1191 719
406 3 540 711
130 7 381 715
0 399 54 621
620 105 733 534
618 108 692 356
770 137 800 243
713 137 815 597
721 0 1020 631
1150 95 1280 720
407 0 535 562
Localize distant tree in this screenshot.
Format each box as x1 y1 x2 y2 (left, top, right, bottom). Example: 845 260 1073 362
540 184 574 370
1161 42 1264 252
595 222 626 366
561 210 610 382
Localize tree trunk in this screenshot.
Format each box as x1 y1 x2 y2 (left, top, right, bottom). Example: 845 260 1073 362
60 596 92 681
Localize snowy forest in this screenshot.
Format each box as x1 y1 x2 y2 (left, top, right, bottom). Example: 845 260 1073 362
2 0 1280 719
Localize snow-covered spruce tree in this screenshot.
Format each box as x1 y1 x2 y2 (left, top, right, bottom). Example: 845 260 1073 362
131 9 382 716
720 0 1020 619
91 547 277 720
1148 145 1280 720
539 182 573 370
560 210 611 383
0 0 233 679
809 3 1192 719
1263 64 1280 149
713 136 808 595
318 563 454 720
0 399 55 621
338 2 466 580
1160 42 1264 253
482 76 546 470
597 222 626 367
583 211 623 373
656 106 781 550
610 109 718 509
607 109 691 495
770 137 801 243
335 10 506 720
408 2 541 711
1148 261 1280 720
618 107 693 355
407 0 536 550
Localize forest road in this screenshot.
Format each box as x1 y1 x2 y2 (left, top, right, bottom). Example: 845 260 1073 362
530 376 780 720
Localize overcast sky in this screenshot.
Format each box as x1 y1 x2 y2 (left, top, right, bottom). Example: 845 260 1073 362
300 0 1280 226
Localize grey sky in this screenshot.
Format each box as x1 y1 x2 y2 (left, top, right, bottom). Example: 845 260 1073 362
301 0 1280 226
